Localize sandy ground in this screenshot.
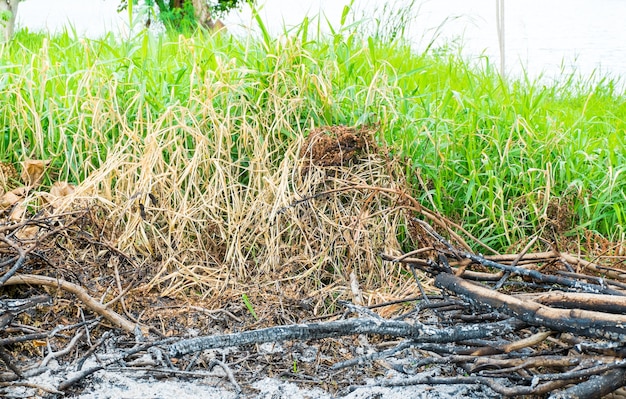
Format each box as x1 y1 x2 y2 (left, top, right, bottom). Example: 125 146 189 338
72 374 499 399
3 347 501 399
4 367 499 399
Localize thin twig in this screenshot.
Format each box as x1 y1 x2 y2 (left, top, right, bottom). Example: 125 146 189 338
209 359 242 393
0 237 28 286
40 330 85 367
58 337 177 391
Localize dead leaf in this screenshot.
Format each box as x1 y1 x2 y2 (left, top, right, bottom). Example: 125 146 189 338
0 187 28 208
50 181 75 198
15 225 40 240
21 160 50 187
9 202 27 222
44 181 76 208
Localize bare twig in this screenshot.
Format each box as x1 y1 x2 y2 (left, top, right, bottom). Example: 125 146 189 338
40 330 85 367
0 237 29 285
332 339 413 369
0 346 22 378
209 359 242 393
0 381 62 394
494 235 538 290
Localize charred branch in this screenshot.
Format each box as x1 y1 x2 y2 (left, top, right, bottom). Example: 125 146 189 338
435 273 626 341
168 317 525 358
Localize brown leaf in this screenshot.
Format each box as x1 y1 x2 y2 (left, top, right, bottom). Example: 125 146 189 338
50 181 75 198
9 202 27 222
45 181 76 208
21 160 50 187
15 225 40 240
0 187 28 208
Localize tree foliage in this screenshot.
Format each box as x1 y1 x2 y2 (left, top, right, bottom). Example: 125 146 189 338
119 0 250 31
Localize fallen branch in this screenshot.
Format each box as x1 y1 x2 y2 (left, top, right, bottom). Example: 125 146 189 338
2 274 139 334
398 219 626 295
520 291 626 314
548 368 626 399
168 316 525 358
462 252 625 296
471 330 554 355
435 273 626 341
0 237 29 286
41 330 85 367
471 355 581 374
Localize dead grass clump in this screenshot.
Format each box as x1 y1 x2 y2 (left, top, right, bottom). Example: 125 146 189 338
299 125 376 173
44 112 419 319
283 135 418 314
545 194 575 235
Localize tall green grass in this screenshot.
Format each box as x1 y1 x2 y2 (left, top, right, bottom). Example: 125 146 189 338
392 55 626 248
1 14 625 257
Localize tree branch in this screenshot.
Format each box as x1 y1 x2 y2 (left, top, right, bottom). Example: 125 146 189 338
435 273 626 341
168 316 525 358
2 274 139 334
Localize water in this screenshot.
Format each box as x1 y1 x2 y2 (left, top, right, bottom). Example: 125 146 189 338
14 0 626 85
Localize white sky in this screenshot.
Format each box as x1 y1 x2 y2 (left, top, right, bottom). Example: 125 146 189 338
14 0 626 83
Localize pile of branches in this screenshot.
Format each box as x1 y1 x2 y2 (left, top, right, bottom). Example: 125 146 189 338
2 197 626 398
0 208 146 394
376 219 626 398
162 216 626 398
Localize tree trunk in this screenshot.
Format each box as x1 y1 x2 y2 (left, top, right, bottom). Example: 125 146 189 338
0 0 20 42
161 0 223 31
190 0 215 30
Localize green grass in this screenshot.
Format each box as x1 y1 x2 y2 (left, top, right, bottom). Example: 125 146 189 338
394 55 626 248
1 14 625 258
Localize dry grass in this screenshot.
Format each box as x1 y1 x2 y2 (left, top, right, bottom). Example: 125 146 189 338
6 27 621 324
0 30 436 320
44 108 419 316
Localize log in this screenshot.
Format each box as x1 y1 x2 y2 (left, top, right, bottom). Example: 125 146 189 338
435 273 626 341
168 317 525 358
